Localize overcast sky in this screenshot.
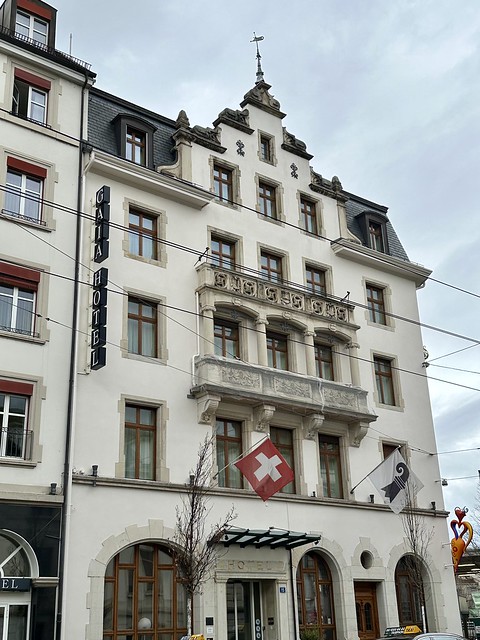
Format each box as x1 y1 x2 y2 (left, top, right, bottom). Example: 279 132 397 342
51 0 479 523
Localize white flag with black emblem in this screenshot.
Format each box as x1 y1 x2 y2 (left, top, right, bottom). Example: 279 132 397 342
368 449 423 514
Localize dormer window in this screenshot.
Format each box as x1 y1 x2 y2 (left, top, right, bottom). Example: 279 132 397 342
126 127 146 165
15 9 48 45
113 114 156 168
355 210 390 254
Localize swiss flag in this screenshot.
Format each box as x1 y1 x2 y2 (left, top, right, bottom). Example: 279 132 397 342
234 438 294 501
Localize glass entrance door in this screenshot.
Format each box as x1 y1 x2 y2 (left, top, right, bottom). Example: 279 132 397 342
0 604 29 640
227 581 263 640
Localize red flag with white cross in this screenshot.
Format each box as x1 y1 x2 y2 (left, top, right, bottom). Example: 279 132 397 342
234 438 294 501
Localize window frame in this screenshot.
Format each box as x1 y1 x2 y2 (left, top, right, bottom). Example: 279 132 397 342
0 262 41 339
128 209 158 260
374 356 396 406
357 211 390 254
306 265 326 296
211 235 236 270
15 9 49 44
266 330 289 371
300 197 318 235
366 283 387 325
127 297 158 358
270 426 295 493
124 403 157 480
213 163 233 203
0 379 35 462
318 434 344 499
259 133 274 163
113 114 156 168
297 552 337 640
260 250 283 283
103 543 188 639
258 180 278 219
124 292 167 363
314 343 334 381
215 418 243 489
214 317 240 359
12 69 50 125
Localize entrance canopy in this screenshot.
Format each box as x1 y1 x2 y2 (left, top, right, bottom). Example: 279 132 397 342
211 527 321 550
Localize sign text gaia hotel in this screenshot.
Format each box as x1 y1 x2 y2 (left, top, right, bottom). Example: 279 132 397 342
91 185 110 370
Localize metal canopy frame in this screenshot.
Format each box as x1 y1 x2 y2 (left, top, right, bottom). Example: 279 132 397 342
211 527 321 550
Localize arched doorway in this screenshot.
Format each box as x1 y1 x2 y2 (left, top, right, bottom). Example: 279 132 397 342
103 542 188 639
0 530 36 640
395 556 426 630
296 552 336 640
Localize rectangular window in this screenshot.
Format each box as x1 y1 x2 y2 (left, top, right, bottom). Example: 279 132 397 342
267 331 288 370
305 265 326 295
0 380 33 460
368 221 385 252
128 210 157 260
12 69 50 124
213 164 233 203
214 318 239 358
366 284 386 324
270 427 295 494
300 198 317 234
128 297 157 357
374 357 395 405
260 251 282 282
5 169 43 223
216 418 242 488
315 344 334 381
319 435 343 498
382 442 402 460
260 135 272 162
126 127 146 165
125 404 156 480
211 236 235 270
258 182 277 219
15 10 49 44
0 262 40 337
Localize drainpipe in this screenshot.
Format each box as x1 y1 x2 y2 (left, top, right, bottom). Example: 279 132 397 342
290 548 300 640
56 69 92 640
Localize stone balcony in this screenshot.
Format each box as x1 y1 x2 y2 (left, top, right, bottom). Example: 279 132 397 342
190 355 377 446
196 263 356 328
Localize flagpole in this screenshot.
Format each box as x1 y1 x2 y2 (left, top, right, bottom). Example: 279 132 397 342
349 446 400 494
212 435 269 480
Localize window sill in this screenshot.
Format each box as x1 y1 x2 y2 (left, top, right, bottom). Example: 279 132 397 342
1 209 52 232
375 401 404 412
0 458 36 468
257 212 284 225
0 328 46 344
366 319 395 332
124 252 167 269
213 196 238 210
122 351 166 365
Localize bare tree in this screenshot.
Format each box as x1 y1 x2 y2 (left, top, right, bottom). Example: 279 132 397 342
400 481 435 632
172 435 236 636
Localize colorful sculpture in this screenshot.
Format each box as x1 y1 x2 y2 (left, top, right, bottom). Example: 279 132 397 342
450 506 473 573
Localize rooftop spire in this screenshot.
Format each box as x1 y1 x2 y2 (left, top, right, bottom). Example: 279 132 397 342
251 32 265 84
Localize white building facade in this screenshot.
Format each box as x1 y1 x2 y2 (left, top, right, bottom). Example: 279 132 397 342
0 0 95 637
0 3 461 639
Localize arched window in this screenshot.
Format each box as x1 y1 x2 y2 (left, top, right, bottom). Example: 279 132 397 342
0 531 34 640
103 543 188 639
296 552 336 640
395 556 424 628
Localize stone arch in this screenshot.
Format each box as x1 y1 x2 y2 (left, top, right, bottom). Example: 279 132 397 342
85 519 176 640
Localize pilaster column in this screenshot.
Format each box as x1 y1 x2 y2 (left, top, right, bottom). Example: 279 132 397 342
255 318 268 366
347 341 361 386
202 305 216 355
304 330 316 376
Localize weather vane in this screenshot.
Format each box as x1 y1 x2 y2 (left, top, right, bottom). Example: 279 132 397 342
250 32 265 84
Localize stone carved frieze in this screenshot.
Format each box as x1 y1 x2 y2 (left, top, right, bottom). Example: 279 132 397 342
222 367 260 388
282 127 313 160
274 377 311 399
213 108 254 134
212 268 349 323
323 387 359 411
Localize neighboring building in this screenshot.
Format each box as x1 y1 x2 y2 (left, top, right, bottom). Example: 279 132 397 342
1 3 462 640
0 0 95 637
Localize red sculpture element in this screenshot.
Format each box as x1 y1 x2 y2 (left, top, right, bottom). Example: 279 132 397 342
450 506 473 573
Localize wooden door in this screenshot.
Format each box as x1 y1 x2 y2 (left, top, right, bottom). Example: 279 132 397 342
355 582 380 640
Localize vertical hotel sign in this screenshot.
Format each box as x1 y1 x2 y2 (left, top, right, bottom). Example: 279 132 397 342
91 185 110 370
